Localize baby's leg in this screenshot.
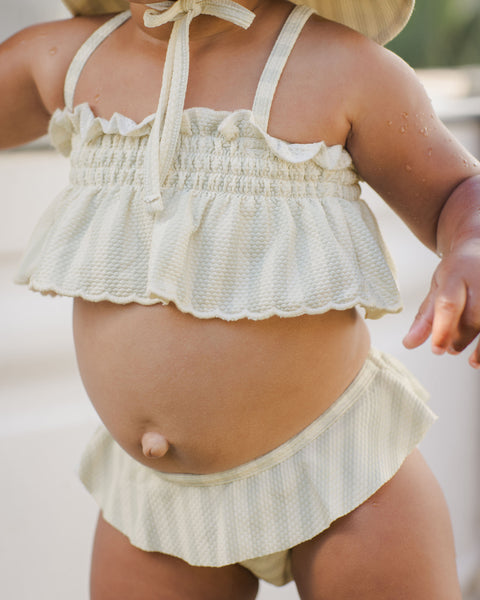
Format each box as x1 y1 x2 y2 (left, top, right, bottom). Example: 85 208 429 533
90 514 259 600
291 449 461 600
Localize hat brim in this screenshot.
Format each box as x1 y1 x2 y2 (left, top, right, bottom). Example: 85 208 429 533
62 0 129 16
61 0 414 44
295 0 414 44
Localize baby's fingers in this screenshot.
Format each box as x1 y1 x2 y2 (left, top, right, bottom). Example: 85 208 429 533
469 340 480 369
462 294 480 368
403 269 470 355
403 284 436 349
430 278 467 355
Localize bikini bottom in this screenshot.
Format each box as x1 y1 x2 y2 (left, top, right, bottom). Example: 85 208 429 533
78 347 436 586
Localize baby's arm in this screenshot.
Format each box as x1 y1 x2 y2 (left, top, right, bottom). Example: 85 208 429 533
0 26 52 148
0 18 99 149
344 36 480 367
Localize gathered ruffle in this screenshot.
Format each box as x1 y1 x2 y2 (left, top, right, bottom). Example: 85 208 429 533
78 348 436 566
15 185 401 319
18 104 402 320
49 103 354 169
49 104 156 155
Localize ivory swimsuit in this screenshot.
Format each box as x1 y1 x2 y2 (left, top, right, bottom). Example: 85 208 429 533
15 1 436 587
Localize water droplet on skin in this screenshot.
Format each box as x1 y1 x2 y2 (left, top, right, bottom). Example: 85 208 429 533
94 94 101 103
399 126 407 134
386 120 393 127
401 112 409 119
419 127 429 137
463 159 469 167
427 148 433 157
405 164 412 172
49 46 57 55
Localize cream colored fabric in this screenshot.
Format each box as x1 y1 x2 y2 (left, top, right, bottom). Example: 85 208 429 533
16 5 403 320
78 348 436 576
61 0 415 45
239 549 292 587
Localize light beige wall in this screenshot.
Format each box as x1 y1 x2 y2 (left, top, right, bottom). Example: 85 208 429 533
0 1 69 42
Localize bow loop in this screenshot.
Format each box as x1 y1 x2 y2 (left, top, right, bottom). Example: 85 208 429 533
144 0 202 28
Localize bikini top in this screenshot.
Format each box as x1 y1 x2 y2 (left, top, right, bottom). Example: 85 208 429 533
16 0 402 320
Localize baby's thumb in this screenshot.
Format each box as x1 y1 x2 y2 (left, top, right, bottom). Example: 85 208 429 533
403 287 436 349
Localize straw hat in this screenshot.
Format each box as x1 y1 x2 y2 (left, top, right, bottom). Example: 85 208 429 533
61 0 414 44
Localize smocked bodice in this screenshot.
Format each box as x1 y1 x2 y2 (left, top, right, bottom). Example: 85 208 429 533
53 103 358 197
15 3 402 320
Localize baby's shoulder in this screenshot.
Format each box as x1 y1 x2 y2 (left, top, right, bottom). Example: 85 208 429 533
292 14 420 122
5 15 113 114
298 14 405 83
4 14 110 63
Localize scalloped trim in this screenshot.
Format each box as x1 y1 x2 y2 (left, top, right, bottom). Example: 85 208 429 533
16 276 402 321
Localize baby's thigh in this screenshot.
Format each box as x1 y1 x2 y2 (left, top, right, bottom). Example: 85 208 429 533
291 449 461 600
90 514 259 600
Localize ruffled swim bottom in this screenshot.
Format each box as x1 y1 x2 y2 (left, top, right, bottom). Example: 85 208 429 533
79 347 436 586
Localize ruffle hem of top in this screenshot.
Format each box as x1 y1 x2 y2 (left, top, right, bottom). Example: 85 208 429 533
15 102 402 320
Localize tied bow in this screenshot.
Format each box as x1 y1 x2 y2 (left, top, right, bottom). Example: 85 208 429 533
143 0 256 211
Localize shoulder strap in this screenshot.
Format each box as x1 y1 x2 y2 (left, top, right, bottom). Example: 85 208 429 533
64 10 131 111
252 4 313 131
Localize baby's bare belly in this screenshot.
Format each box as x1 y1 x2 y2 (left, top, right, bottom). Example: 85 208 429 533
73 299 370 474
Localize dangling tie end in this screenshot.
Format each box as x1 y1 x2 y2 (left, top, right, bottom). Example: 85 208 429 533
145 192 165 214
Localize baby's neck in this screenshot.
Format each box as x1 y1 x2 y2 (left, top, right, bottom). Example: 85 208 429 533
128 0 273 44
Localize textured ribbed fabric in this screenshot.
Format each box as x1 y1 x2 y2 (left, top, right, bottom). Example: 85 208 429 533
78 348 436 576
16 5 402 320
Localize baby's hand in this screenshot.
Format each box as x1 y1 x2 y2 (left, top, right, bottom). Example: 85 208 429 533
403 239 480 369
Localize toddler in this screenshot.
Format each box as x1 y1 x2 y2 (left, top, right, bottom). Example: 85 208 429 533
2 0 479 597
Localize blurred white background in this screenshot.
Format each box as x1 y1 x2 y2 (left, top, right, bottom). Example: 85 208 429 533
1 2 480 599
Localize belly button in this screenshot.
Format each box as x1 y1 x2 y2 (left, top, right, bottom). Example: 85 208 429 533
141 432 170 458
